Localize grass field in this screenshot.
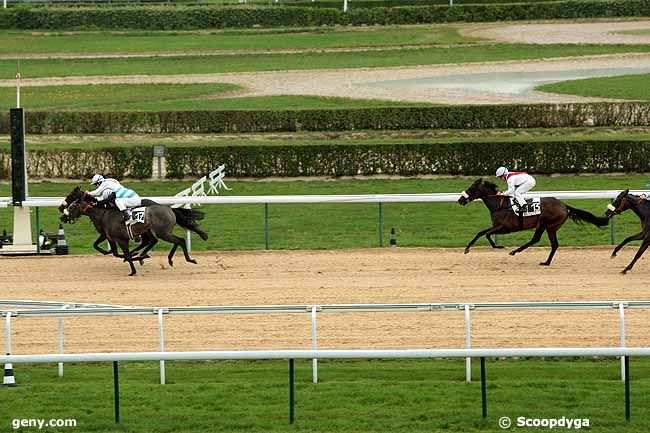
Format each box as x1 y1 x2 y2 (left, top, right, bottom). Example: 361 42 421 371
0 27 477 55
537 73 650 101
1 358 649 432
6 44 650 79
0 85 427 111
0 175 646 254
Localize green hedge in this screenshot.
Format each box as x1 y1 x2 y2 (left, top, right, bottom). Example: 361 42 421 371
164 140 650 178
285 0 556 8
2 139 650 179
0 0 648 29
0 147 152 179
5 103 650 134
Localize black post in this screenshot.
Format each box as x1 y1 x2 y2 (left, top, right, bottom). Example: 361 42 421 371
625 356 630 421
480 357 487 419
289 359 295 424
113 361 120 424
10 108 27 206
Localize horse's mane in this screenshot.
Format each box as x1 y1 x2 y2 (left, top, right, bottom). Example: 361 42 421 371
482 180 499 192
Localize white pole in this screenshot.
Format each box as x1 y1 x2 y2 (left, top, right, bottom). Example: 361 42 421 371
16 72 20 108
311 306 318 384
465 305 471 383
619 303 626 382
343 0 347 12
5 312 12 354
158 309 166 385
186 230 192 253
58 318 64 377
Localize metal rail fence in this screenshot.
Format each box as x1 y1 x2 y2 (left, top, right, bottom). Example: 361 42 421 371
0 190 643 248
0 347 645 425
2 300 648 384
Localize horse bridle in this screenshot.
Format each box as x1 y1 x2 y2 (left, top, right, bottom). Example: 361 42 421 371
607 194 642 214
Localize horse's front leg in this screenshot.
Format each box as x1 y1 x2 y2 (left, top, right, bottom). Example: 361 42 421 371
464 227 502 254
622 237 650 274
612 231 644 258
118 240 137 276
92 234 111 255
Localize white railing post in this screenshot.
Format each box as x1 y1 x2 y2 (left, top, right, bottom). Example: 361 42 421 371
186 230 192 253
343 0 347 12
158 308 166 385
5 311 12 354
311 306 318 384
619 302 626 382
464 305 471 383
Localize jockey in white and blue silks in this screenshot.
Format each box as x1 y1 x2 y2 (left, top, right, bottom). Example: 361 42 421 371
87 174 141 225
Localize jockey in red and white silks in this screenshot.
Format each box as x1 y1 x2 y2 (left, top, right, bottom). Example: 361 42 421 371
495 167 536 208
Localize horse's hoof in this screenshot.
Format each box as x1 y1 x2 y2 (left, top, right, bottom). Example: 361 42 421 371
168 260 174 267
189 259 198 265
129 272 136 277
539 262 550 266
139 259 144 266
621 269 629 275
464 249 470 255
494 246 505 249
610 253 617 259
509 251 517 256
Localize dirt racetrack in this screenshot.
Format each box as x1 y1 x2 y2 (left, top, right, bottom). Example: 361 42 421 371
1 247 649 355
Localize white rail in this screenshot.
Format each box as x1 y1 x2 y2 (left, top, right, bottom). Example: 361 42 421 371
2 347 650 363
7 190 646 208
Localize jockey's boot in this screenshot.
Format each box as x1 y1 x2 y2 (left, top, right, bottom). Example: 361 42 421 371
517 206 526 229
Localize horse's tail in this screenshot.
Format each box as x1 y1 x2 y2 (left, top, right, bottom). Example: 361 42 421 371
172 208 209 241
566 205 609 227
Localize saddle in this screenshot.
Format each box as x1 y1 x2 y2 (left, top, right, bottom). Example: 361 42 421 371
509 198 541 217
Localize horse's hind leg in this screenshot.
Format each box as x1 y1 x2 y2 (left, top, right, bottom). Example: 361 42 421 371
612 232 643 258
135 235 158 261
540 226 560 266
509 225 545 256
158 232 197 266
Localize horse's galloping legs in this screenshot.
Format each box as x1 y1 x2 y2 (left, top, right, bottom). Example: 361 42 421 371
158 232 197 267
509 225 545 256
464 227 502 254
622 237 650 274
118 239 137 276
612 232 644 258
540 226 560 266
134 235 158 261
93 234 112 255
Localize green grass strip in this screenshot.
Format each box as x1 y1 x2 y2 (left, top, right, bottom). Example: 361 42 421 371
5 44 650 79
0 27 475 55
537 73 650 101
1 359 649 432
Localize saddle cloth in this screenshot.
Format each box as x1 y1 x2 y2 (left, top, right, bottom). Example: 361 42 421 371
131 207 146 224
509 198 541 216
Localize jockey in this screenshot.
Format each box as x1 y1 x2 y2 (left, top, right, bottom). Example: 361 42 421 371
87 174 141 225
495 167 536 212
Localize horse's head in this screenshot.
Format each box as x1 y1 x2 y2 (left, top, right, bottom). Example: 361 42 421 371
458 179 497 206
60 198 93 224
58 187 85 214
605 189 632 218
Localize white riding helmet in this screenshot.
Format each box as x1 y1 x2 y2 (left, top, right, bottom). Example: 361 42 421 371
91 174 105 185
495 167 508 177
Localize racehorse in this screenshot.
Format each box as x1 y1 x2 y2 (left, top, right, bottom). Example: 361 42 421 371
60 188 208 276
458 179 609 266
59 187 156 259
605 189 650 274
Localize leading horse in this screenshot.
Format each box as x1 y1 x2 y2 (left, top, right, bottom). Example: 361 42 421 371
458 179 609 266
605 189 650 274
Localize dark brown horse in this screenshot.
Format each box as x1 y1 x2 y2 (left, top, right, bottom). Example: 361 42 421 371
458 179 609 266
605 189 650 274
